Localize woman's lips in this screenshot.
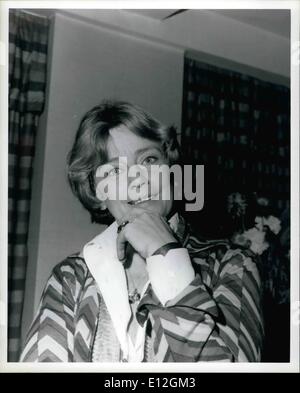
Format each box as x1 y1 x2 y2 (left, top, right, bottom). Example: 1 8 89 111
128 194 159 206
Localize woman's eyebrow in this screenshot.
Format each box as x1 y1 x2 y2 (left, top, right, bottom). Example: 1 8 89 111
103 157 119 165
104 146 161 164
134 146 162 158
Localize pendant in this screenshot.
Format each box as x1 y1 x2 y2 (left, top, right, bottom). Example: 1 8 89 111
128 289 141 304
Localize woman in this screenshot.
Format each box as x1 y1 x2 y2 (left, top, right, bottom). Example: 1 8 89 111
20 101 264 362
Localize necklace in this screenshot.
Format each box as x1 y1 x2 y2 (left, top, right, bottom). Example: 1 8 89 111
128 288 141 304
125 251 148 305
126 265 143 304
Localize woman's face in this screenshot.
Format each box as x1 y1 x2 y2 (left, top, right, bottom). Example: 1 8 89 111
95 126 174 223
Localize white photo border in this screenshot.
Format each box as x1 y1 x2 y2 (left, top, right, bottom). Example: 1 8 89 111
0 0 299 373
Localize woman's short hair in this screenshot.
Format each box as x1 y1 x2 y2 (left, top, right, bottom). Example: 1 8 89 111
67 100 180 224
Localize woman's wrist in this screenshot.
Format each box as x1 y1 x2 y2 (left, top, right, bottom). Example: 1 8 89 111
146 247 195 305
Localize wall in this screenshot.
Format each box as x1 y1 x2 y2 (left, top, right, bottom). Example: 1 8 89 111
21 12 184 340
64 9 290 81
21 8 291 341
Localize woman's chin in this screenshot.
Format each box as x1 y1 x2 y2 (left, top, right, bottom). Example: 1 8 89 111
133 199 173 217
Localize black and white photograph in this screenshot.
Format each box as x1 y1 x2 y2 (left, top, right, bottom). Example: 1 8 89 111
1 1 299 373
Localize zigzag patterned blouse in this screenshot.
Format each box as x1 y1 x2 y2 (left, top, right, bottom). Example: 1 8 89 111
20 218 264 362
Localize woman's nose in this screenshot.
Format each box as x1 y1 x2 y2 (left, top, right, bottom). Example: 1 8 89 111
127 172 150 201
128 177 148 191
131 181 145 192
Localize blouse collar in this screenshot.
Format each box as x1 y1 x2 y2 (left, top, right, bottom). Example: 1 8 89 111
82 212 186 361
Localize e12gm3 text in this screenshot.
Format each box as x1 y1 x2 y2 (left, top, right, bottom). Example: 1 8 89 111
147 377 196 388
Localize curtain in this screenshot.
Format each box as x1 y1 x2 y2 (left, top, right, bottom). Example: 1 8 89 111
181 57 290 361
181 57 290 236
8 10 49 361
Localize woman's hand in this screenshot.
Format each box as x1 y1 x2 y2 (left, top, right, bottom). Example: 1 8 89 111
116 207 177 261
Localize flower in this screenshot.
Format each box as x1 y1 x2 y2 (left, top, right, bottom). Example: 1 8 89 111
226 192 282 256
227 192 247 218
256 197 270 207
254 216 265 232
264 215 281 235
243 227 270 255
254 215 281 235
231 233 251 248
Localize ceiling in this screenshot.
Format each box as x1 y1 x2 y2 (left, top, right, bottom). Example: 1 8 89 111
127 9 290 38
212 9 290 38
24 8 291 39
127 9 178 20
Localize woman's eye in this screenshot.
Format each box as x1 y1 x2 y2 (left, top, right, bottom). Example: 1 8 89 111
105 167 121 177
142 156 158 165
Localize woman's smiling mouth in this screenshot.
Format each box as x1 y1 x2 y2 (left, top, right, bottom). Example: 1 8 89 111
128 193 160 206
128 196 153 206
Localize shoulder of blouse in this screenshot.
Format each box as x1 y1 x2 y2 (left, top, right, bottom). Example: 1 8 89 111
49 253 97 300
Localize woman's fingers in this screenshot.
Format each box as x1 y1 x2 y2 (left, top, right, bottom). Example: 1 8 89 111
116 208 151 262
116 226 127 262
116 207 176 261
116 205 153 226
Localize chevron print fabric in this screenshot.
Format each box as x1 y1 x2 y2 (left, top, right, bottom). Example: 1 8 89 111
20 217 263 362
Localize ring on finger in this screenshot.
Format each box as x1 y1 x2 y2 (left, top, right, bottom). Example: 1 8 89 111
117 220 130 233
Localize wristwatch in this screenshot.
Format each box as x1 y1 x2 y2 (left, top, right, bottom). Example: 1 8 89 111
151 241 182 257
